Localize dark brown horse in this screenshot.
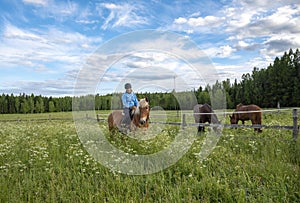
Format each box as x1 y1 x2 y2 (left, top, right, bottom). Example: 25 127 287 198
108 98 150 132
193 103 219 132
229 104 262 132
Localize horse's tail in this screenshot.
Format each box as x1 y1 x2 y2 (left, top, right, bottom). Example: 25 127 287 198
108 113 114 131
204 104 219 124
193 104 201 123
211 113 219 124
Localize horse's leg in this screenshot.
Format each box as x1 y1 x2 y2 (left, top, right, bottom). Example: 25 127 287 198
254 114 262 133
199 119 204 132
197 122 204 132
250 118 256 132
251 118 260 132
197 124 201 133
197 122 203 133
201 124 205 132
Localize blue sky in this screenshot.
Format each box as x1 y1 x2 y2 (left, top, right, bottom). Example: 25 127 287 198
1 0 299 96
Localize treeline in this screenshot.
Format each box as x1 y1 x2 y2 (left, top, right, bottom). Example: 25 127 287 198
0 49 299 114
0 94 72 114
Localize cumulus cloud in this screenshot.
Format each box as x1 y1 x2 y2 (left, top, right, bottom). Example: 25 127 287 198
205 45 237 58
172 15 225 33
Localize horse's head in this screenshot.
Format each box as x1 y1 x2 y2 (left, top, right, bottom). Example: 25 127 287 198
137 97 150 126
229 113 238 124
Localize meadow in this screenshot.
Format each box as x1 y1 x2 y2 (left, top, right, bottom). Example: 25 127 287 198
0 110 299 202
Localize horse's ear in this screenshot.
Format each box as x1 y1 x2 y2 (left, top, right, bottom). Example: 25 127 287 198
145 97 149 102
229 115 232 119
138 98 140 101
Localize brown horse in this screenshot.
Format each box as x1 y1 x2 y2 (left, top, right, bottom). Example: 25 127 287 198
108 98 150 132
193 103 219 132
229 104 262 132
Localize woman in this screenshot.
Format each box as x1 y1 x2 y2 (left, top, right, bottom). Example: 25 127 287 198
121 83 138 131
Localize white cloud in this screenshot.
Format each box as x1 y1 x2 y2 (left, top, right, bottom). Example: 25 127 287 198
205 45 236 58
188 16 220 27
174 17 187 24
22 0 48 6
219 45 236 58
173 15 224 33
237 41 249 48
99 2 148 30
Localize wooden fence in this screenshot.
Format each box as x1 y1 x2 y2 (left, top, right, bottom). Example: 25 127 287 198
0 108 298 140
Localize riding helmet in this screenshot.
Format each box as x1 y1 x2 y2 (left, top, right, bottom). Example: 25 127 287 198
124 83 132 89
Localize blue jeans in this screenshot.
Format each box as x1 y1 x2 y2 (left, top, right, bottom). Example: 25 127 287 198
122 107 132 128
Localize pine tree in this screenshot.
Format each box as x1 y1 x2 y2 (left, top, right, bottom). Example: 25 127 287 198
48 101 55 112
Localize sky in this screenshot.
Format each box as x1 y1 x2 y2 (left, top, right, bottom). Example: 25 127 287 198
0 0 300 96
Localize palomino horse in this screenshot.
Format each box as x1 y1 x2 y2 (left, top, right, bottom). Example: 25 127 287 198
193 103 219 132
229 104 262 132
108 97 150 132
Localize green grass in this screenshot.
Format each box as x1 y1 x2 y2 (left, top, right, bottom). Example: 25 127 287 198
0 110 299 202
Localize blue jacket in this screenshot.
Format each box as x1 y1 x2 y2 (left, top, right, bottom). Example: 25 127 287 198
122 92 138 108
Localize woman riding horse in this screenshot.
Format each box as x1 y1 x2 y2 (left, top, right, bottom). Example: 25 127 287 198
121 83 139 132
108 83 150 134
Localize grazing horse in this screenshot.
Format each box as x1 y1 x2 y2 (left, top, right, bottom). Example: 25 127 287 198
108 98 150 132
193 103 219 132
229 104 262 132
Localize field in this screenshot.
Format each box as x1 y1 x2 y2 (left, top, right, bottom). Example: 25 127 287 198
0 110 299 202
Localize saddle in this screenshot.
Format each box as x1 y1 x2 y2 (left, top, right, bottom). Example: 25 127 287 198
122 107 136 120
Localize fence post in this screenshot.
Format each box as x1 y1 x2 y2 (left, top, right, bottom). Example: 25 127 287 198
292 109 299 140
97 114 100 122
182 114 187 129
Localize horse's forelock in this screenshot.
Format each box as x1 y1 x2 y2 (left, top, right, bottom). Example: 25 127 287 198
134 98 149 115
139 98 149 108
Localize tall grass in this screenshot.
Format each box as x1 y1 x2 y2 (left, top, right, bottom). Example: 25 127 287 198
0 111 299 202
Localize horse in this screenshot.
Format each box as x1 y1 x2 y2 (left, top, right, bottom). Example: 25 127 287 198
108 97 150 133
193 103 219 132
229 103 262 132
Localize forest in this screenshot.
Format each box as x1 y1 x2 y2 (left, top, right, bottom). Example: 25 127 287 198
1 48 299 114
